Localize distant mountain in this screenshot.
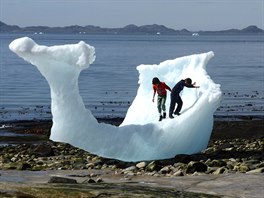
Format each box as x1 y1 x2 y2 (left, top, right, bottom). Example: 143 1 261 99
0 21 263 35
119 24 179 34
241 25 263 33
198 25 264 34
0 21 20 32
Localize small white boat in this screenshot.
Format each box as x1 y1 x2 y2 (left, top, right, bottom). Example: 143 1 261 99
192 33 199 36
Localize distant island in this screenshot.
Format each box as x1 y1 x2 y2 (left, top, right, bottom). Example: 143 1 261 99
0 21 263 35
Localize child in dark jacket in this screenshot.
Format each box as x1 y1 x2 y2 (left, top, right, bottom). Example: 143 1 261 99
152 77 171 121
169 78 199 118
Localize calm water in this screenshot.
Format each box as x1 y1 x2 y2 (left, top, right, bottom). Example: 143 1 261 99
0 33 263 121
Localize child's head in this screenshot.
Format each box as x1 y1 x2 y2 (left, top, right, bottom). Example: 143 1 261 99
152 77 160 85
184 78 192 85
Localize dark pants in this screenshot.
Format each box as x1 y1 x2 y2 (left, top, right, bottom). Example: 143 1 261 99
169 92 183 115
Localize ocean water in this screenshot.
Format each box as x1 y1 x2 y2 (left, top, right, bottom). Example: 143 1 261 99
0 33 263 121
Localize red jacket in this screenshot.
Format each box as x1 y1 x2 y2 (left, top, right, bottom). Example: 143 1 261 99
153 82 171 96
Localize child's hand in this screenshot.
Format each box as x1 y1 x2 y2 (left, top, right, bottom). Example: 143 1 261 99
152 98 155 102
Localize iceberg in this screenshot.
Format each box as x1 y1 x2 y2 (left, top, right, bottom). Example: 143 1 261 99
9 37 221 162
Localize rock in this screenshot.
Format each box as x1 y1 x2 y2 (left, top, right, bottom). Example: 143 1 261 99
244 159 260 165
136 162 146 169
213 167 227 175
159 166 171 174
173 162 186 171
32 143 53 157
89 173 98 177
173 170 184 176
82 178 96 183
192 171 206 176
239 164 250 172
209 159 227 167
96 177 103 183
233 165 240 171
257 162 264 168
226 162 234 170
101 164 108 169
17 162 31 170
0 135 263 178
123 166 137 172
206 167 218 174
124 172 135 180
86 163 95 169
3 163 17 170
31 165 43 171
246 167 264 174
186 161 207 174
48 176 77 184
1 157 11 163
92 160 103 166
145 161 161 172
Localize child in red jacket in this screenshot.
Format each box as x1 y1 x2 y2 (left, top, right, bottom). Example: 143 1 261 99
152 77 171 121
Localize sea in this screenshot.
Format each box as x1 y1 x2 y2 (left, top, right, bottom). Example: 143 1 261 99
0 33 263 121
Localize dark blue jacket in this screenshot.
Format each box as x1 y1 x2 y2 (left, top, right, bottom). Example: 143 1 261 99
172 80 194 94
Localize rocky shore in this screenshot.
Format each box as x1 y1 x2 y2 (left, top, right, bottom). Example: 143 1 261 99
1 135 263 175
0 117 263 197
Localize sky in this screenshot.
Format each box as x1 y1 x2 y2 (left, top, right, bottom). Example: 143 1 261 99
0 0 263 31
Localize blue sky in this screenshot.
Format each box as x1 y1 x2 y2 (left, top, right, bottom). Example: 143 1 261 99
0 0 263 31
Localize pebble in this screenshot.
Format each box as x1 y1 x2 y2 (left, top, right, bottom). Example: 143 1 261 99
0 138 263 177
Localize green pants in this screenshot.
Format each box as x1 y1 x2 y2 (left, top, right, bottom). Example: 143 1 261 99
157 94 167 113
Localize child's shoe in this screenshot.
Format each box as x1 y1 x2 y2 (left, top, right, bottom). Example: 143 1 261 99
159 115 163 121
163 112 166 118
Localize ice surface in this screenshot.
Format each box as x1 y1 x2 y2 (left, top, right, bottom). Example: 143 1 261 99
9 37 221 162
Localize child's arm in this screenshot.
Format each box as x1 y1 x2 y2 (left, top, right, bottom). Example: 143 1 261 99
192 82 200 88
186 82 199 88
152 91 156 102
152 85 156 102
165 84 172 92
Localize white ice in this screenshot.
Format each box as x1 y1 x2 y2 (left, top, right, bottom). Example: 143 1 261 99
9 37 221 162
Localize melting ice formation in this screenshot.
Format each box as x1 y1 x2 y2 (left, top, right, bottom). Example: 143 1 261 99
9 37 221 162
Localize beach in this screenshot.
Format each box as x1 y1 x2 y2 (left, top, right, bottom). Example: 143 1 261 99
0 117 263 197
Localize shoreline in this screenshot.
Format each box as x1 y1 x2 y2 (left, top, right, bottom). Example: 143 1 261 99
1 115 263 140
